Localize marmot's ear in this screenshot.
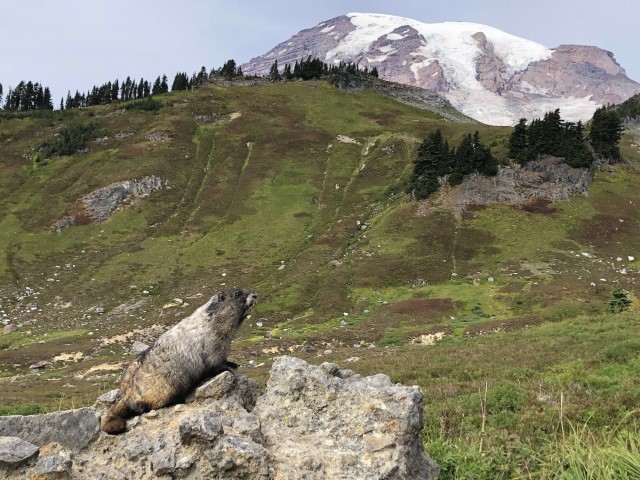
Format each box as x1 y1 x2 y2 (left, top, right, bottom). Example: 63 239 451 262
206 292 225 314
218 291 226 302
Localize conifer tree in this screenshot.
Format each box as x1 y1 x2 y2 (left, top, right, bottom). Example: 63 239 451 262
152 76 162 95
590 106 623 160
269 60 282 81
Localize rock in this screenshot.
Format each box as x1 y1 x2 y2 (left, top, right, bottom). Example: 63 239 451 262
82 176 167 224
3 325 18 334
193 371 260 411
433 157 593 215
0 408 99 451
50 216 76 233
0 436 39 467
33 444 72 479
178 411 223 444
0 357 438 479
29 361 50 371
150 436 177 476
253 356 439 479
130 341 150 355
95 389 118 405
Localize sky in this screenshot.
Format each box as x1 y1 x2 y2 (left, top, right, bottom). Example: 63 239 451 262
2 0 639 104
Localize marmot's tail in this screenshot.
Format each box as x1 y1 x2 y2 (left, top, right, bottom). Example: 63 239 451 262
101 401 134 435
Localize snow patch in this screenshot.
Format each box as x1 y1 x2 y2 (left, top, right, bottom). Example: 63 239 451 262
378 45 396 53
321 25 336 33
367 54 389 63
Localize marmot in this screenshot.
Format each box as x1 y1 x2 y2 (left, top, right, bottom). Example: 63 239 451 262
101 288 257 435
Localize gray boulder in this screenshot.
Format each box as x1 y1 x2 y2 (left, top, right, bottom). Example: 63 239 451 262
0 436 39 467
0 408 99 451
0 356 438 479
253 356 439 479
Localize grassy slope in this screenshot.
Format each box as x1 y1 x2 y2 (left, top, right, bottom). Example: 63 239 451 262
1 80 639 476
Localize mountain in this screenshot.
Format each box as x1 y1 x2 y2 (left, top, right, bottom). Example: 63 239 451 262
242 13 640 126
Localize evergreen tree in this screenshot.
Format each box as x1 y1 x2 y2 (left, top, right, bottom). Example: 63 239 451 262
43 87 53 110
160 75 169 94
111 80 119 101
172 72 189 91
269 60 282 81
221 59 237 79
590 106 623 160
151 76 162 95
407 129 453 199
508 118 530 162
137 79 145 98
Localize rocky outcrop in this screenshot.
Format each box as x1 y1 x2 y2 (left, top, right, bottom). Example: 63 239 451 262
429 157 593 215
243 13 640 125
0 356 439 479
51 175 167 231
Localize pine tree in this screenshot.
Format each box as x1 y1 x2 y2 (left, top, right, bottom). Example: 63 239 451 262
407 129 453 199
221 59 237 79
152 77 162 95
508 118 529 162
269 60 282 81
43 87 53 110
590 106 623 160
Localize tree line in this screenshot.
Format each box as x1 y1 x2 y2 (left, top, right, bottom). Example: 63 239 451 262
508 107 623 166
1 59 246 112
1 81 53 110
268 56 379 82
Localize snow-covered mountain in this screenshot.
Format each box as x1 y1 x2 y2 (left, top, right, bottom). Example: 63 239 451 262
243 13 640 125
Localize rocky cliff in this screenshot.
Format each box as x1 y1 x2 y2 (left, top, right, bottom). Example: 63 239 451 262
0 356 439 479
242 13 640 126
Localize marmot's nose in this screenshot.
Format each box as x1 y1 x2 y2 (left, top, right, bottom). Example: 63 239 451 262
246 292 258 308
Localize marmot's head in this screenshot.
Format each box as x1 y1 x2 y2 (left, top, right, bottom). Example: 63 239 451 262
206 288 257 326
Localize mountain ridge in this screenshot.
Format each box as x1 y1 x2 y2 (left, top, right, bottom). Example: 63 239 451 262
243 13 640 125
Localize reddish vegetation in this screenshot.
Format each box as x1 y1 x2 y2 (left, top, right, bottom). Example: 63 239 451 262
389 298 454 314
521 198 557 215
464 315 541 336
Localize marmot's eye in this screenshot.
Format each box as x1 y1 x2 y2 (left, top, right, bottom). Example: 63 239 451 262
234 291 242 298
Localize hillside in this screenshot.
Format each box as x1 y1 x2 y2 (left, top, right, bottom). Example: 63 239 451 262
1 80 640 476
243 13 640 125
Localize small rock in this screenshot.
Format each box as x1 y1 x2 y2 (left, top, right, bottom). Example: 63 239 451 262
131 341 150 355
0 436 39 467
29 361 49 371
3 325 18 334
629 256 635 261
34 448 72 478
94 307 104 314
95 389 118 405
179 412 223 445
176 454 195 470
